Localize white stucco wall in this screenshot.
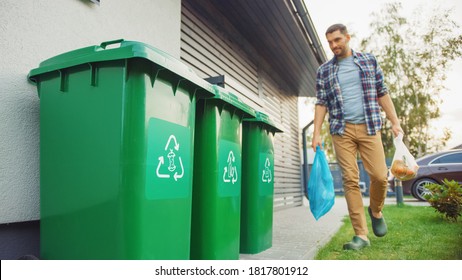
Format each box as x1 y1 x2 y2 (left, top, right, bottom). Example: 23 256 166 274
0 0 181 223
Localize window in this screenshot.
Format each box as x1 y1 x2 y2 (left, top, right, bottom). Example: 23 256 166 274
432 152 462 164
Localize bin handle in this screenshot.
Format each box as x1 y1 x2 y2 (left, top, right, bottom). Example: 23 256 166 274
100 39 125 49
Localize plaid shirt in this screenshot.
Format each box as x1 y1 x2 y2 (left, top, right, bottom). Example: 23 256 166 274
316 50 388 135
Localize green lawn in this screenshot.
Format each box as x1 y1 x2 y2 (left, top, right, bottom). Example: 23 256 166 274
315 204 462 260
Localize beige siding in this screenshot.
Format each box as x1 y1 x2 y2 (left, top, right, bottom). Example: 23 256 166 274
181 2 304 210
0 0 182 224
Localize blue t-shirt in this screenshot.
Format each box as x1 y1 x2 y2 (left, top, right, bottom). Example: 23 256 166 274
337 56 365 124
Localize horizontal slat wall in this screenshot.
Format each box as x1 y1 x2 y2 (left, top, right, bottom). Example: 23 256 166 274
181 0 321 96
181 1 303 210
181 2 262 110
262 75 304 210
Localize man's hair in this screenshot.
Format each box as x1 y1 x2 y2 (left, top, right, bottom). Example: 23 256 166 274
325 24 348 35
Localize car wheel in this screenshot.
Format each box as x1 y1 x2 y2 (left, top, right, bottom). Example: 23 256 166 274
411 178 437 201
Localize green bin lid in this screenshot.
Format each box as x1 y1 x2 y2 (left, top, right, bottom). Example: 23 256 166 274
244 111 283 133
28 39 214 96
210 85 256 119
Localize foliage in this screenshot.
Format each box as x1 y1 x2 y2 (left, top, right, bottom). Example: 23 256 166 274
360 2 462 158
424 179 462 222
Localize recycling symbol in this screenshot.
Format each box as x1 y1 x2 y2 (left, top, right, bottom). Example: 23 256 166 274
156 135 184 181
223 150 238 184
262 157 272 183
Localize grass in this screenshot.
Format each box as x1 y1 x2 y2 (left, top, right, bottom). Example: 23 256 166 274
315 204 462 260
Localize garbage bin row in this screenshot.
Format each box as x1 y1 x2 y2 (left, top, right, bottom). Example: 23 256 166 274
28 40 282 260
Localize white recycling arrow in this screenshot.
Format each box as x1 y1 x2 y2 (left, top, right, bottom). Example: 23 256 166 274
156 156 170 178
223 167 230 183
173 157 184 181
232 166 238 184
165 135 180 151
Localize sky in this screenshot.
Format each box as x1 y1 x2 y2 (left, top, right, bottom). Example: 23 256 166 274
300 0 462 150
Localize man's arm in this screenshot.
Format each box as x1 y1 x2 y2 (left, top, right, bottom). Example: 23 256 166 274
311 104 327 151
378 93 403 137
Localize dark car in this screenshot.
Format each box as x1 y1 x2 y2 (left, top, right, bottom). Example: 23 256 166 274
389 149 462 201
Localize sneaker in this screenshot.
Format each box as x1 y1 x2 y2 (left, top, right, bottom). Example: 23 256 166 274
368 207 388 237
343 236 371 250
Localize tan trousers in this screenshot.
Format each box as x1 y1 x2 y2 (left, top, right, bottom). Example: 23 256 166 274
332 123 388 236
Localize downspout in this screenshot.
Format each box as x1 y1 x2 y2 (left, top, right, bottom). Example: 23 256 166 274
291 0 327 65
302 120 313 199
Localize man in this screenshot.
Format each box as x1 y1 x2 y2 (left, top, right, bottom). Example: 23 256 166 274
311 24 403 250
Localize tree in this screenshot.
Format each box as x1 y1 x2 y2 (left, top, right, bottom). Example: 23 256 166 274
360 2 462 158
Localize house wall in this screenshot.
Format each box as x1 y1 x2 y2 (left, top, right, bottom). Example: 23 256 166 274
181 1 304 210
0 0 181 259
0 0 308 259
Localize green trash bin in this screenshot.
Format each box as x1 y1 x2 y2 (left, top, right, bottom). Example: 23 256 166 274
28 39 214 260
191 86 255 260
240 112 282 254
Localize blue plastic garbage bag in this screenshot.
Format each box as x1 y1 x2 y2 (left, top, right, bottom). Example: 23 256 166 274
307 146 335 220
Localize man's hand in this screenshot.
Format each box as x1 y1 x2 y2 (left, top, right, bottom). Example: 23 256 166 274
391 123 404 138
311 105 328 152
311 135 322 152
378 94 403 138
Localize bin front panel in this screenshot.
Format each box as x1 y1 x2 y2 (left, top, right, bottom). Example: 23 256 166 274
40 61 126 259
240 122 276 254
39 57 197 260
191 99 243 260
123 60 195 259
